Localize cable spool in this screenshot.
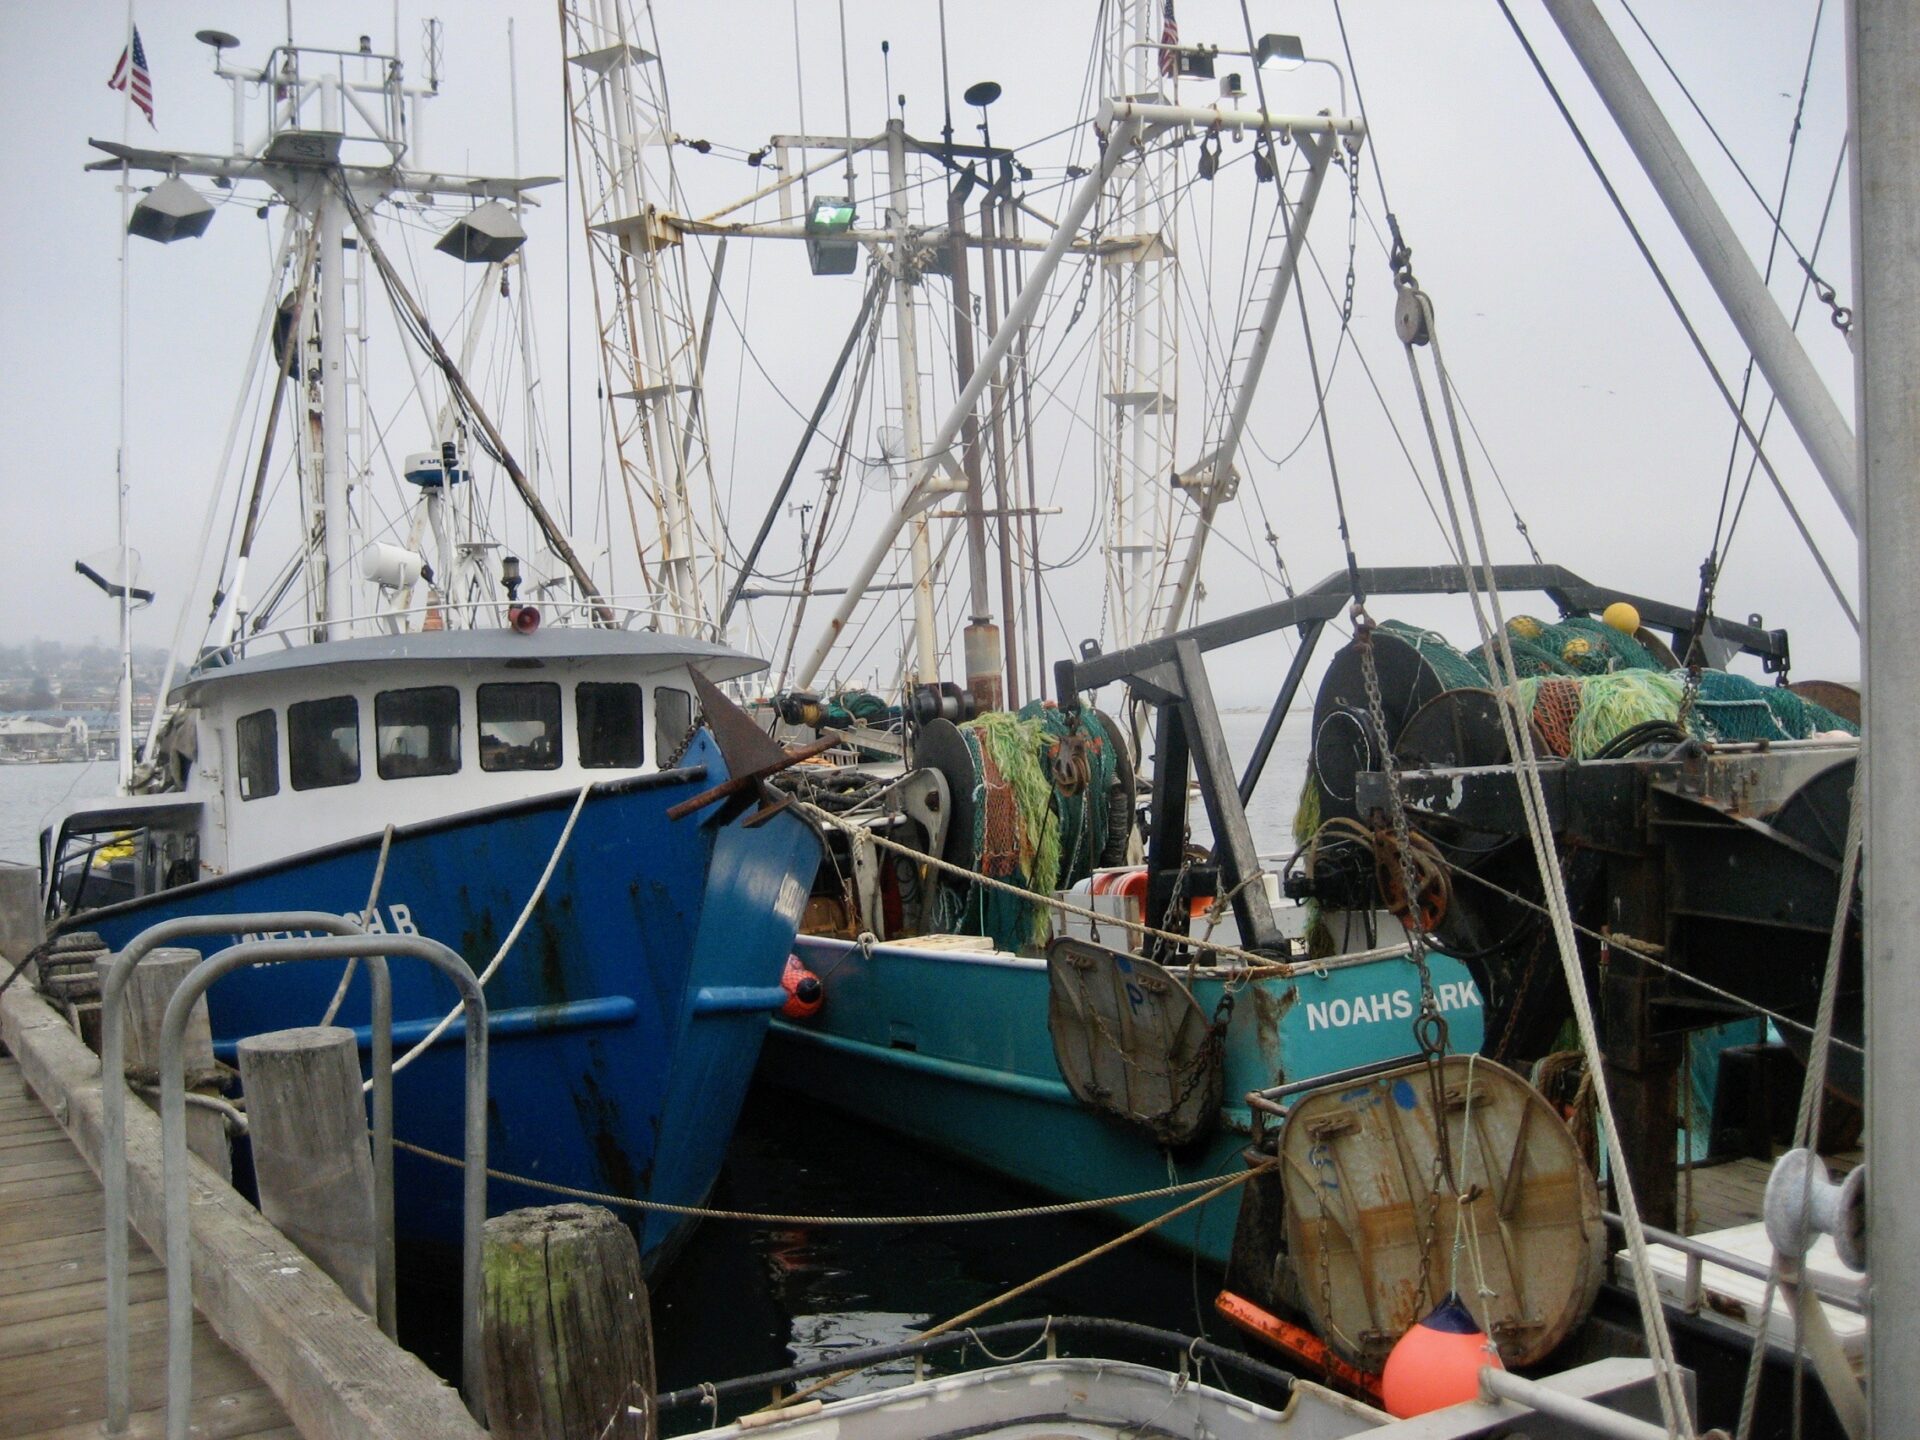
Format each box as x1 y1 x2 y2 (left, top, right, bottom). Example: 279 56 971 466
1309 627 1457 828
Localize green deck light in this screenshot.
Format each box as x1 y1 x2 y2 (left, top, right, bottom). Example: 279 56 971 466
805 195 859 276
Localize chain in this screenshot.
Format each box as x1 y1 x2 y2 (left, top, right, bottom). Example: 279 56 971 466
1675 660 1702 736
1340 143 1360 325
1065 248 1098 330
1411 1146 1448 1313
1315 1207 1338 1384
1355 608 1455 1196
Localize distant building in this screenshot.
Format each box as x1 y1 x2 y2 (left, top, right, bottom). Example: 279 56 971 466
0 715 68 757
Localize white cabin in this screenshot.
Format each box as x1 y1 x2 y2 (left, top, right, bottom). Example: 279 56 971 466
43 627 764 909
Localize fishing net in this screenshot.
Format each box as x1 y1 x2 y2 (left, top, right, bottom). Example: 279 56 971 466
1477 632 1572 683
1520 676 1586 757
1567 670 1685 757
1377 619 1490 691
953 704 1119 952
1688 669 1858 742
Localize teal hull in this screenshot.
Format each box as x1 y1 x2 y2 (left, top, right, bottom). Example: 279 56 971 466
766 937 1486 1267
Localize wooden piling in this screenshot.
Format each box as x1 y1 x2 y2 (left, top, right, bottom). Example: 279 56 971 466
99 945 232 1182
482 1203 656 1440
236 1024 378 1313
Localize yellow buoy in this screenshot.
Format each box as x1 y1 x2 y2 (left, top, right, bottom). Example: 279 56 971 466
1603 601 1641 635
1562 636 1594 663
1508 615 1543 640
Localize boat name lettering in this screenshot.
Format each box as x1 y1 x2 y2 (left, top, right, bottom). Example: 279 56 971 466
1303 980 1482 1031
238 903 418 945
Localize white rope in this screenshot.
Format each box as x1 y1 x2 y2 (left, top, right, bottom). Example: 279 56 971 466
1400 288 1693 1438
1734 755 1863 1440
323 822 395 1026
378 783 593 1084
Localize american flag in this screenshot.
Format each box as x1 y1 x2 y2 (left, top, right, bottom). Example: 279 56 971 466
1158 0 1179 78
109 26 155 128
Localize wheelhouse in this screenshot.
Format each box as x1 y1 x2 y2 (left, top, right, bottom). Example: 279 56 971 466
43 628 763 918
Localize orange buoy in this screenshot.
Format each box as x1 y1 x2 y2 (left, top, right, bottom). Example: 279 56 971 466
780 955 824 1019
1379 1292 1503 1419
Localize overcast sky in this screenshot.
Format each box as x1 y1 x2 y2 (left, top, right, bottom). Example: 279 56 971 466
0 1 1860 708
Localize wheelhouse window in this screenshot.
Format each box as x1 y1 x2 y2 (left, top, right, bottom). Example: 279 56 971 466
288 696 361 791
236 709 279 800
376 686 461 780
654 686 694 765
478 683 562 772
578 682 644 769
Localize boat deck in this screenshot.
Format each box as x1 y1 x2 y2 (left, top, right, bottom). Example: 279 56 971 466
0 1053 294 1440
1681 1148 1863 1236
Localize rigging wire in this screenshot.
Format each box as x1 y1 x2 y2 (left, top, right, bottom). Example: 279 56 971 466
1696 0 1830 647
1718 134 1850 567
1492 0 1857 633
1617 0 1845 318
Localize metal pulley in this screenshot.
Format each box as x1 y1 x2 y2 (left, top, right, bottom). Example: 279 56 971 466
1394 287 1430 346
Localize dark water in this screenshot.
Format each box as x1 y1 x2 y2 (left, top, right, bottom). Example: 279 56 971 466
647 1085 1237 1414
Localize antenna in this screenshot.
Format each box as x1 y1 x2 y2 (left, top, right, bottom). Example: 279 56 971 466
936 0 955 149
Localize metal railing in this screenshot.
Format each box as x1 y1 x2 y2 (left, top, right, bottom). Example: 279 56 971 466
198 595 727 669
97 918 489 1440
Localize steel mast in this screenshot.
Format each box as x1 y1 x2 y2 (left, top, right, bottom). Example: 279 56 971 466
1100 0 1182 651
561 0 716 636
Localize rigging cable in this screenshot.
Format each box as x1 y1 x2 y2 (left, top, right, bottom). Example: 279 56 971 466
1718 135 1850 568
1398 283 1694 1439
1492 0 1857 632
1694 0 1829 654
1243 0 1360 602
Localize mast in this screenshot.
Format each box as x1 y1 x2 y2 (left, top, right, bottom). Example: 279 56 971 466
1852 0 1920 1427
113 5 135 791
316 75 351 639
1100 0 1181 652
561 0 715 636
888 120 943 683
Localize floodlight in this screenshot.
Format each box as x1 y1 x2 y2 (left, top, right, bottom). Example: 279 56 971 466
128 177 215 244
436 201 528 263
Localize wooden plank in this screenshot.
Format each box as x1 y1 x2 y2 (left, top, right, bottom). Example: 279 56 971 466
0 1193 104 1245
0 1263 168 1330
0 1329 260 1439
0 1238 161 1302
3 981 485 1440
11 1382 287 1440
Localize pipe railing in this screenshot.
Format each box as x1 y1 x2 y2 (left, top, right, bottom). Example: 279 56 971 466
98 912 381 1435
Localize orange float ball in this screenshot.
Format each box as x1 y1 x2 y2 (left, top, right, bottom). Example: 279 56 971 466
1379 1292 1503 1419
779 954 824 1019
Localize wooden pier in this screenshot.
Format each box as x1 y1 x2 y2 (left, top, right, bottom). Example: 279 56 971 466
0 980 486 1440
0 1053 292 1440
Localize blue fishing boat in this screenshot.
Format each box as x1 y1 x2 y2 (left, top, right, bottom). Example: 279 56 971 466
42 28 822 1267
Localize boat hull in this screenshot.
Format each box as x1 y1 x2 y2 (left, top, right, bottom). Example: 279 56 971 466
765 935 1486 1266
75 730 821 1266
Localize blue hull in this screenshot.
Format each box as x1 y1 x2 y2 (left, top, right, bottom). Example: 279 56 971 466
79 730 821 1266
764 936 1485 1267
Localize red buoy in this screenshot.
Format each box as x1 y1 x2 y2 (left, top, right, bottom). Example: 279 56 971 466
780 955 824 1019
1380 1292 1502 1418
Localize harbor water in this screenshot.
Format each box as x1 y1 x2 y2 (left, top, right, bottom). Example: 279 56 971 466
0 714 1313 1420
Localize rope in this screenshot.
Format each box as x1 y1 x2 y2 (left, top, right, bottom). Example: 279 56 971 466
790 797 1299 975
322 823 395 1027
379 783 592 1084
757 1166 1269 1413
1400 288 1693 1438
392 1135 1257 1226
1734 756 1863 1440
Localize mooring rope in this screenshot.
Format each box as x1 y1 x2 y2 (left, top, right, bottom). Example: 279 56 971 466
390 1135 1256 1227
